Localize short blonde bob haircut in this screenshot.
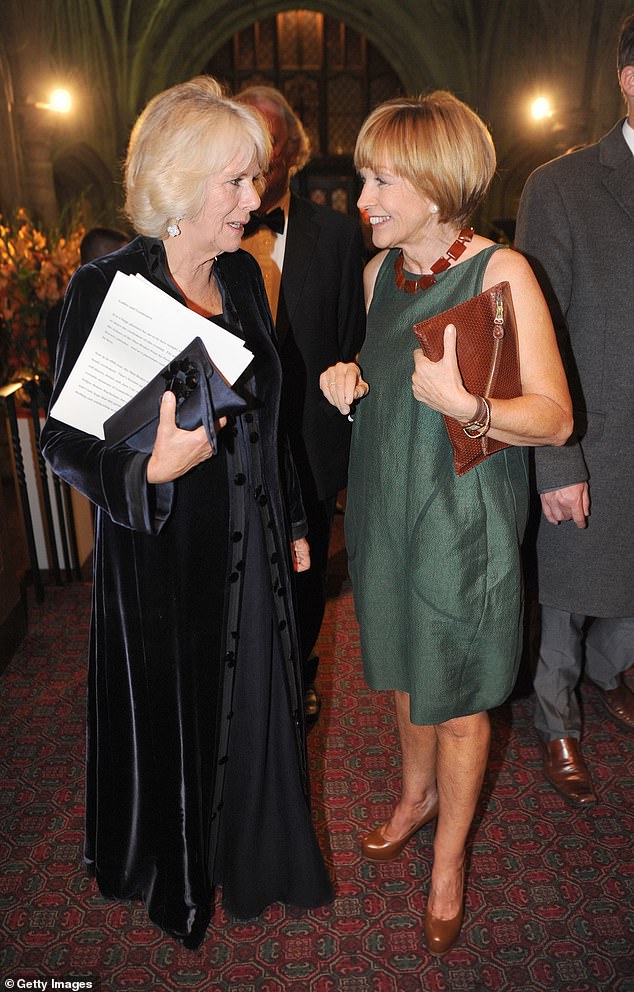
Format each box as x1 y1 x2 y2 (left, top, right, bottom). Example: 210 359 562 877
354 91 496 227
125 75 271 237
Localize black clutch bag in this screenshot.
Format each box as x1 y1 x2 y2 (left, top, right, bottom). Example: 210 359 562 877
103 336 248 454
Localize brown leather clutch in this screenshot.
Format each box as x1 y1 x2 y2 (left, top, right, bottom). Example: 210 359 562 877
412 281 521 476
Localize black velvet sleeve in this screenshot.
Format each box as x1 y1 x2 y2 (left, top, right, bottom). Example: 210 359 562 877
280 434 308 542
41 261 174 534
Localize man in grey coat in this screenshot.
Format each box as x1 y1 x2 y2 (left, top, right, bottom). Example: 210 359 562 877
515 13 634 805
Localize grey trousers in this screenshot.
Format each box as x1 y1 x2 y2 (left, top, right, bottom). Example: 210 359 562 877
534 606 634 740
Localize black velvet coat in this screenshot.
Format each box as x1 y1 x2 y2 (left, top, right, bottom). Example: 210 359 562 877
41 237 321 948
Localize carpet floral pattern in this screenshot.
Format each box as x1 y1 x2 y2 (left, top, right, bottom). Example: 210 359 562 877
1 547 633 991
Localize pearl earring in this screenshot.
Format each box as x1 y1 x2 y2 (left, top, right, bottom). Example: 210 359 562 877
431 204 439 214
167 216 184 237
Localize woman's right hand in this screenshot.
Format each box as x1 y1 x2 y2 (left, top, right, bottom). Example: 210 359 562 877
146 391 225 484
320 362 369 416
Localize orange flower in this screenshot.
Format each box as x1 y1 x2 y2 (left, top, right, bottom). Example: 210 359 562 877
0 209 85 383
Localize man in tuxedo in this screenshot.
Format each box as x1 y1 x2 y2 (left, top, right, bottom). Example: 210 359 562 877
515 14 634 804
237 86 366 722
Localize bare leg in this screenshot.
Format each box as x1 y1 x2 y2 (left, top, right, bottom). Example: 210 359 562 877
380 690 439 842
428 710 490 919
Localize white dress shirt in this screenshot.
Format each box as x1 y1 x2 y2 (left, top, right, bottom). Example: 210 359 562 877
622 118 634 158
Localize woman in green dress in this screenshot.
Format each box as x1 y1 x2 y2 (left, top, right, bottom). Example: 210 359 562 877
320 92 572 955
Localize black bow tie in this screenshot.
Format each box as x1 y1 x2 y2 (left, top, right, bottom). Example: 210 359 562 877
243 207 285 237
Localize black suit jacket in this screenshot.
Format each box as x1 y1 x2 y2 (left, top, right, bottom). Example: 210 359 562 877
274 193 366 501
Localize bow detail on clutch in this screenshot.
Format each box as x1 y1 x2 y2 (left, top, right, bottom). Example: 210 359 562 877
161 358 200 403
104 337 249 456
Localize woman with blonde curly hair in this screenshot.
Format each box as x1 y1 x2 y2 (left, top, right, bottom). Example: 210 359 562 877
42 76 332 949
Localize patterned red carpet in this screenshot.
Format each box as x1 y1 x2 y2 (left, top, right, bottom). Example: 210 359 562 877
1 520 633 991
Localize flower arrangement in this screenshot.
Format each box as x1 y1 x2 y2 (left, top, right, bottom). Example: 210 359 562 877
0 209 85 385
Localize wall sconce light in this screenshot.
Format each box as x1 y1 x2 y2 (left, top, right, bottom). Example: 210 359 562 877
33 89 72 113
530 96 553 121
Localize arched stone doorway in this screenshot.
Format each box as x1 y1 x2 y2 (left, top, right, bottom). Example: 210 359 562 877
151 1 433 100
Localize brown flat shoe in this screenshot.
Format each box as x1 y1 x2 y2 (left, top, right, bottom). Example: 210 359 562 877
540 736 597 805
361 801 438 862
595 678 634 731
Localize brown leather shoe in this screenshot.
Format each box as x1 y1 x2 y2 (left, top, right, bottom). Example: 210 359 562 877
540 737 597 805
424 903 464 956
361 801 438 861
595 678 634 731
424 869 465 955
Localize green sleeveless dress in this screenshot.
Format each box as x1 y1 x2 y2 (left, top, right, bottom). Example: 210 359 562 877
345 246 529 725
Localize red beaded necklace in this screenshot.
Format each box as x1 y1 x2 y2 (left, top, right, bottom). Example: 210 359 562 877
394 227 474 293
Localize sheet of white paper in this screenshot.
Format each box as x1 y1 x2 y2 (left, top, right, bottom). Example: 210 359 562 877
49 270 253 439
132 274 250 371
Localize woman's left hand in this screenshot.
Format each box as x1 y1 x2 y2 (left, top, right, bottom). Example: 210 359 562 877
411 324 476 423
320 362 369 416
291 537 311 573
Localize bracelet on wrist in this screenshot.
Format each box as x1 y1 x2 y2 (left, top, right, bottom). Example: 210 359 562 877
462 395 491 438
460 394 486 429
